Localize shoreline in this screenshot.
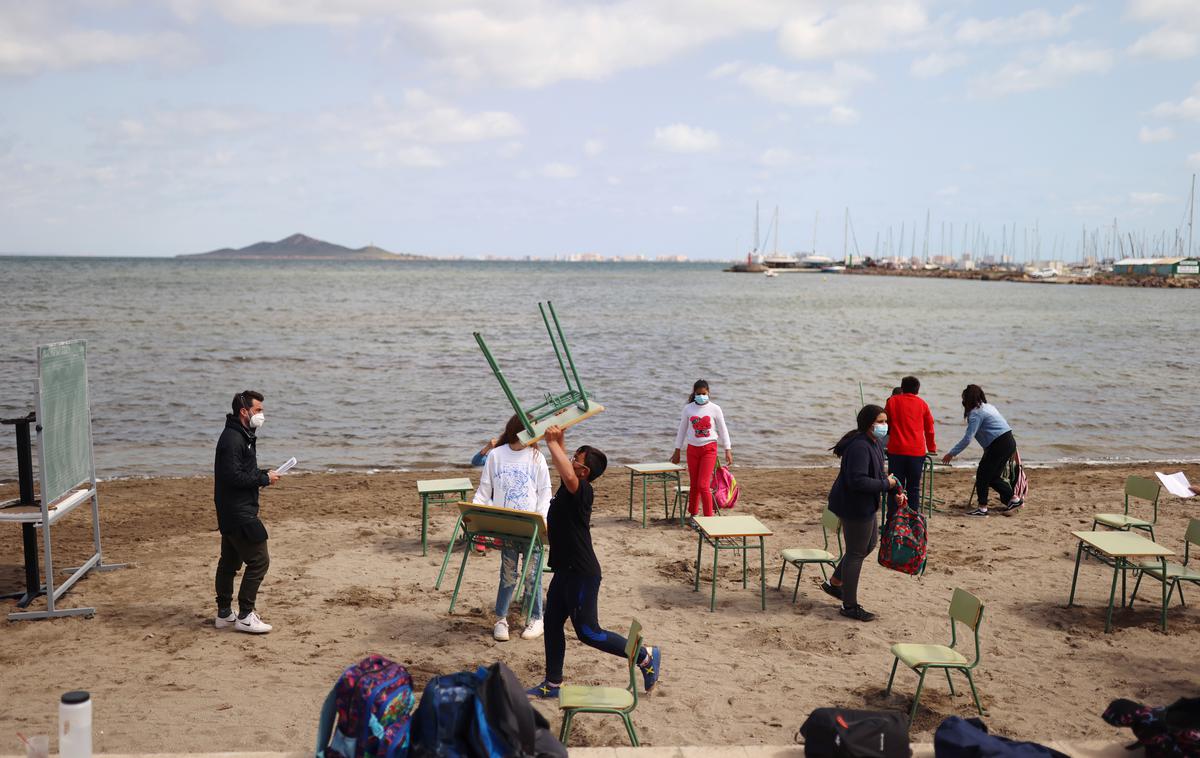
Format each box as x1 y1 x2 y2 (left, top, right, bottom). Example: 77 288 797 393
843 266 1200 288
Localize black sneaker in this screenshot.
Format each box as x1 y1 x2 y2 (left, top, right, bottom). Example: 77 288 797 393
966 507 989 517
839 604 876 622
999 498 1024 513
821 582 843 601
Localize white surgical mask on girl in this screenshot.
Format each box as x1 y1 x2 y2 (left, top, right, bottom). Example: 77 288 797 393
872 423 888 440
249 412 265 429
694 394 709 405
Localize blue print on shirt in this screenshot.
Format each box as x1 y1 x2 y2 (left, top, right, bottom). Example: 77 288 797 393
498 464 534 510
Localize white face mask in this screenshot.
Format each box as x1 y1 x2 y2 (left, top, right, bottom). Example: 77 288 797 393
249 412 265 429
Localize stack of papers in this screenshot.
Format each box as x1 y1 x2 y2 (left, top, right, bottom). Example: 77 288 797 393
1155 471 1195 498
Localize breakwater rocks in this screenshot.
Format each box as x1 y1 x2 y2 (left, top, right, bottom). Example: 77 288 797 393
844 267 1200 288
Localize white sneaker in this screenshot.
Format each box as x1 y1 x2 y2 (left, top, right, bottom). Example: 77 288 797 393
493 618 510 641
215 610 237 630
520 619 544 640
235 611 272 634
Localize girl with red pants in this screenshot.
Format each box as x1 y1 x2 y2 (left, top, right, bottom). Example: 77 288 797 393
670 379 733 517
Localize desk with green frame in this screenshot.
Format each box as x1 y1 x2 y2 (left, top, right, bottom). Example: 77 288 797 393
920 453 951 515
417 477 474 556
691 515 772 612
626 462 683 528
1067 530 1173 633
435 501 548 626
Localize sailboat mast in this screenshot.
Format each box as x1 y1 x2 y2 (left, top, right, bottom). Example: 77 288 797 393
812 211 819 255
843 207 849 264
1189 173 1195 258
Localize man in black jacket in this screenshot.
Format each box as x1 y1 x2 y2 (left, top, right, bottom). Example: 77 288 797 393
214 390 279 634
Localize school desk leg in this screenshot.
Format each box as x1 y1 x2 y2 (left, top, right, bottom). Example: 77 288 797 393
759 537 766 611
710 541 719 611
628 472 634 521
1104 559 1120 633
421 494 430 556
641 476 648 528
517 536 537 625
436 514 465 590
1159 557 1169 632
1067 540 1084 607
661 475 670 520
694 533 703 592
449 545 471 615
741 537 747 589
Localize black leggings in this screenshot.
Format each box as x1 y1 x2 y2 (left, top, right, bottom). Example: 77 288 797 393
543 571 646 684
976 431 1016 506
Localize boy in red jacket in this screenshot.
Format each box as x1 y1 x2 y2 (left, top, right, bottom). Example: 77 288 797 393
883 376 936 523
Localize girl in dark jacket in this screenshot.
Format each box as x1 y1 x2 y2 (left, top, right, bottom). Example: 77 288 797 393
821 404 900 622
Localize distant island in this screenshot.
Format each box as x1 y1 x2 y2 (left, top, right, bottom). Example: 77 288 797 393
177 233 423 260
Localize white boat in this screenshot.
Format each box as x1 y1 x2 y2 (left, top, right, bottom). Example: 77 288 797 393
763 268 778 278
1030 268 1059 279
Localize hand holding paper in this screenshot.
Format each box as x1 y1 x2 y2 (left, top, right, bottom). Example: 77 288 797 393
275 457 297 475
1155 471 1195 498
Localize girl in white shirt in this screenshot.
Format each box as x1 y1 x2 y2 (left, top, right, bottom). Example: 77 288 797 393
670 379 733 517
473 414 552 642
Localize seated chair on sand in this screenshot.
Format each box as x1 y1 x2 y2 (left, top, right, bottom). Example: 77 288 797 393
1093 476 1160 542
885 588 986 727
473 301 603 446
1130 517 1200 610
557 619 644 747
777 509 843 604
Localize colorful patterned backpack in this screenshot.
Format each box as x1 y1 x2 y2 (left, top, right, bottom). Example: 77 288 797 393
878 501 927 576
316 655 416 758
711 464 740 510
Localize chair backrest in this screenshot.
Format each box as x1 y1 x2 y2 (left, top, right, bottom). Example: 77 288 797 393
1184 518 1200 565
1125 476 1161 523
948 588 984 666
820 509 844 558
624 619 644 704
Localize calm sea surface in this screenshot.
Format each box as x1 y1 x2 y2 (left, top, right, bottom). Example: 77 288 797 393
1 256 1197 479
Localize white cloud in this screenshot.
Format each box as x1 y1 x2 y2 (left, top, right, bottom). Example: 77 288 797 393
1130 191 1173 206
653 123 719 153
937 185 960 197
670 204 691 215
1138 125 1175 143
758 147 794 167
825 105 860 124
954 6 1086 46
911 51 967 78
351 90 523 147
1150 82 1200 121
1127 0 1200 60
713 60 872 109
540 162 578 179
778 1 929 60
970 43 1113 97
0 6 192 76
1189 152 1200 169
367 146 444 168
583 139 604 156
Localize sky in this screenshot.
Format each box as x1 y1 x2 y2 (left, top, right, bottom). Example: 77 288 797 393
1 0 1199 260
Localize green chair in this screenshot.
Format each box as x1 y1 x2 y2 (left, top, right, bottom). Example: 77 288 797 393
777 509 843 603
886 588 986 727
669 482 691 524
1130 518 1200 609
558 619 643 747
1093 476 1160 541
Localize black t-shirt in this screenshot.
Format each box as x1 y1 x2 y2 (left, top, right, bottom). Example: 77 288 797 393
547 479 601 577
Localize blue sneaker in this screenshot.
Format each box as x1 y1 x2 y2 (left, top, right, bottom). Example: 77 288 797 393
526 680 561 699
640 646 662 693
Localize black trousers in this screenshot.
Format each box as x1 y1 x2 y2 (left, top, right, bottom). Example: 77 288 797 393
215 527 270 615
886 453 925 523
976 431 1016 506
831 512 879 610
543 571 645 684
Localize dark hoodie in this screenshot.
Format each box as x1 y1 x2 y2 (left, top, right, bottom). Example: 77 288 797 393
214 413 270 535
827 432 890 520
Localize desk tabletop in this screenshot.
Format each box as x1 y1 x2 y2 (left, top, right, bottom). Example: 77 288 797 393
417 477 474 494
1072 530 1174 558
694 515 772 538
627 462 684 474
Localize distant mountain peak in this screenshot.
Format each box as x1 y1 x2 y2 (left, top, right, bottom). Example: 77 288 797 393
178 234 423 261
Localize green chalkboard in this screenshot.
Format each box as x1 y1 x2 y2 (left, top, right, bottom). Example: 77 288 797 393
37 340 94 505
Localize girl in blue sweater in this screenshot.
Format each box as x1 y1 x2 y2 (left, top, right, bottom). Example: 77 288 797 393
942 385 1023 517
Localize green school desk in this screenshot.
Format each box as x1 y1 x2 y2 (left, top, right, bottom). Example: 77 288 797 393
417 477 473 556
1067 530 1173 633
692 515 772 612
435 501 548 626
627 462 684 528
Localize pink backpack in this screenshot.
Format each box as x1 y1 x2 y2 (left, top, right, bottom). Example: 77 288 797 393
710 465 740 510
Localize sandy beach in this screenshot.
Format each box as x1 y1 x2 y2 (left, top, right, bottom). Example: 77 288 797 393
1 463 1198 751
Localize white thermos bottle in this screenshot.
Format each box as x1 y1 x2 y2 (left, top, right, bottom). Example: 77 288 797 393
59 691 92 758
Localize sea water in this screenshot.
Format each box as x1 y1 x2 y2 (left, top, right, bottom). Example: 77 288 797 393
0 256 1196 477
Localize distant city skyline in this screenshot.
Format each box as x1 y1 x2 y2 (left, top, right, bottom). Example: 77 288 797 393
1 1 1198 259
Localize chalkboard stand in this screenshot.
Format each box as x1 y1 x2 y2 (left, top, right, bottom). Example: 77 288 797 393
0 412 43 607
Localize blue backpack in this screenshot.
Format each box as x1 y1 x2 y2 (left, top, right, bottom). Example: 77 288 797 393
316 655 417 758
934 717 1067 757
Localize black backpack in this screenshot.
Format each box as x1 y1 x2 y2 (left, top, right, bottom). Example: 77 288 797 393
798 707 909 758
